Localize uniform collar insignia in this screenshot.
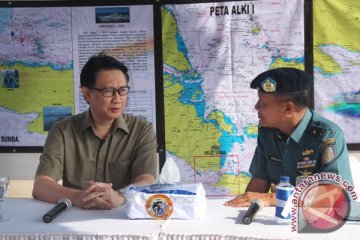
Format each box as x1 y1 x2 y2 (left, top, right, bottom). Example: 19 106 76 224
309 126 326 139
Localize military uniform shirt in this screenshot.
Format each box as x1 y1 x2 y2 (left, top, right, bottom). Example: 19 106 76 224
249 109 353 186
36 109 158 190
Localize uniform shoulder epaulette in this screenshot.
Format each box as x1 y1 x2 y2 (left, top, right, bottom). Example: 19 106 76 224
308 126 326 139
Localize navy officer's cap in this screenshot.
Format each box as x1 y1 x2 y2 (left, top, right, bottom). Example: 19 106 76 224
250 67 312 93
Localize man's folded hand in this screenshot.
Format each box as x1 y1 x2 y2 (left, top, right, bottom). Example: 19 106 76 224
224 192 276 207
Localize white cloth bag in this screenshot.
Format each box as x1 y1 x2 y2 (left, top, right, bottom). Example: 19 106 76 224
125 183 206 219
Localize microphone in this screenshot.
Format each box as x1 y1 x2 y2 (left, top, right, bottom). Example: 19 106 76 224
43 198 72 223
242 199 264 225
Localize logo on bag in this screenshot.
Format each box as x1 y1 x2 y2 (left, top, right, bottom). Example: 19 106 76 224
146 194 173 219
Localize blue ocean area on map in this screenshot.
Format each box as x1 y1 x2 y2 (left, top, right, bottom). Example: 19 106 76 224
175 34 190 65
219 133 244 168
271 55 304 65
240 171 252 177
3 60 72 71
223 114 237 132
314 67 338 77
326 90 360 118
207 111 237 133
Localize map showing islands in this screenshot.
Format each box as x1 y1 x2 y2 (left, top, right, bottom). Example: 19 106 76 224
0 5 156 147
313 0 360 143
0 7 73 146
162 1 305 196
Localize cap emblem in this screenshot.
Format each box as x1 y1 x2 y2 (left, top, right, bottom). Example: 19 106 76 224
261 77 276 92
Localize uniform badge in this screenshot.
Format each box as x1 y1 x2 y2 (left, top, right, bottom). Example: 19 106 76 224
145 194 173 219
297 159 316 168
299 169 312 177
321 138 336 149
321 145 336 164
302 149 314 156
261 77 276 92
296 170 313 185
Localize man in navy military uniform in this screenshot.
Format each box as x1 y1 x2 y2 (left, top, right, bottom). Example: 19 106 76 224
225 67 354 207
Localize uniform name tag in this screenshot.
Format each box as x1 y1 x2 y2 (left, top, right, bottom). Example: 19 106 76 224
269 155 282 164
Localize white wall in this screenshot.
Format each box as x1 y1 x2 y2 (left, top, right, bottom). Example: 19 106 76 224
0 153 40 179
349 152 360 196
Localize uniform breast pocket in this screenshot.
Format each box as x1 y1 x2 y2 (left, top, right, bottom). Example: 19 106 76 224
267 161 284 183
108 159 132 188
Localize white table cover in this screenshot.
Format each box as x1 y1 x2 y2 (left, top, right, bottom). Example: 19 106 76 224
0 198 359 240
0 198 164 240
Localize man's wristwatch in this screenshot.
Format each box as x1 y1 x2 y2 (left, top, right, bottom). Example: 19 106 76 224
118 188 127 206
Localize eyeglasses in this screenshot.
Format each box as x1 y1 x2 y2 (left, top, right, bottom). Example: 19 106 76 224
90 86 130 97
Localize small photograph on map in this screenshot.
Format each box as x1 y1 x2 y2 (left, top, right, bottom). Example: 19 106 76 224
95 7 130 24
0 69 19 88
43 106 72 131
